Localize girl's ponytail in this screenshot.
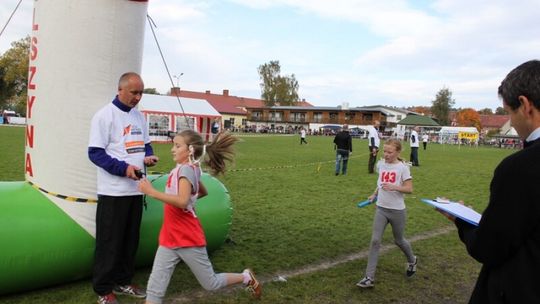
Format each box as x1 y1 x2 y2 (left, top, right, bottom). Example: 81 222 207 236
204 131 238 175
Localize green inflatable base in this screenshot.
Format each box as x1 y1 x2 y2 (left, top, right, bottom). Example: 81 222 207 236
0 173 232 295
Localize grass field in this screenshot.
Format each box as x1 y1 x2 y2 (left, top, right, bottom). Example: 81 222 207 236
0 126 516 303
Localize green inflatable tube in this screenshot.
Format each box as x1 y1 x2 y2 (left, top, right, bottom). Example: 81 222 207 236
0 173 232 295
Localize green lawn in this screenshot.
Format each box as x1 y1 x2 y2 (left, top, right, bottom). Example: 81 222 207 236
0 127 515 303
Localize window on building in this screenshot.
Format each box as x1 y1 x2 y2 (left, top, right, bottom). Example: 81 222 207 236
292 112 306 122
313 112 322 123
329 112 338 122
176 116 195 132
345 112 355 121
364 113 373 121
148 115 170 136
252 111 262 121
242 118 247 126
271 111 283 122
397 115 402 121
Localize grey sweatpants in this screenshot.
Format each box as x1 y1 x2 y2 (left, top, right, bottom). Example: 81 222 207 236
364 206 415 279
146 246 228 304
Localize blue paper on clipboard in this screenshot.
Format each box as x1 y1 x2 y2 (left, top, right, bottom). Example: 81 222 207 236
421 198 482 226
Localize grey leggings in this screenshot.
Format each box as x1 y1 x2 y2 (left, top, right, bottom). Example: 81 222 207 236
146 246 228 304
364 206 415 279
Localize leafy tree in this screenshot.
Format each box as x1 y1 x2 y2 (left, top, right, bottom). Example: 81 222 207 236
456 108 481 130
495 106 507 115
143 88 160 95
477 108 493 115
0 36 30 113
258 60 299 106
430 87 455 125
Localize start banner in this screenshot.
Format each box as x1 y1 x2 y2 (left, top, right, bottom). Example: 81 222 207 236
458 131 479 140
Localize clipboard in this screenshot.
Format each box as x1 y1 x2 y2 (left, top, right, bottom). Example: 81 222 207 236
421 198 481 226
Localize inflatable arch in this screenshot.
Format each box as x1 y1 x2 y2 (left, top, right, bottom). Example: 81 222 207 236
0 0 232 295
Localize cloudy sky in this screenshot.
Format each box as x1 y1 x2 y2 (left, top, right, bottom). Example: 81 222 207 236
1 0 539 110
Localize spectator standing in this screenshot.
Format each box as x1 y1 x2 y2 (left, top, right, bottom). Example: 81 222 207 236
300 127 308 145
88 72 159 304
422 133 429 150
333 124 352 175
367 120 381 174
409 126 420 166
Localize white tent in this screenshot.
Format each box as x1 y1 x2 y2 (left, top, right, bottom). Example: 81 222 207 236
139 94 221 142
439 126 479 144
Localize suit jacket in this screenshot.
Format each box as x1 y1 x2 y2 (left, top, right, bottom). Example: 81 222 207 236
455 138 540 303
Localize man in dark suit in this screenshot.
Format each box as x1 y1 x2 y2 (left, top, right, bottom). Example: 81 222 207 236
440 60 540 303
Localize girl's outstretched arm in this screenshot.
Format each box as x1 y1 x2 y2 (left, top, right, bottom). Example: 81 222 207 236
138 177 192 208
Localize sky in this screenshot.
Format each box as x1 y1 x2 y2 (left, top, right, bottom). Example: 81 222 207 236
1 0 540 111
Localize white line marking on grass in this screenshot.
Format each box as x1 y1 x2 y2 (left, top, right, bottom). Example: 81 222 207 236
169 226 455 303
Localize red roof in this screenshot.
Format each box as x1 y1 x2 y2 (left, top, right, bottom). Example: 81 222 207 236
170 88 313 115
479 114 509 128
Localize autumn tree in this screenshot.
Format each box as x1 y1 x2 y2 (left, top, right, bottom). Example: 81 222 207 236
431 87 455 125
258 60 299 106
0 36 30 114
456 108 481 130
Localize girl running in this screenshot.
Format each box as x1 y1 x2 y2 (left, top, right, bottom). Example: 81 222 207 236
357 138 417 288
138 130 261 303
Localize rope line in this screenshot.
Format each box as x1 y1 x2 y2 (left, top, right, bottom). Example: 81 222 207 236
27 172 167 204
146 14 191 129
27 181 97 203
0 0 23 38
24 153 366 203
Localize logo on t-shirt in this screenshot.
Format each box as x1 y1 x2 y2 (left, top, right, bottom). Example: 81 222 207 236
123 125 132 136
123 124 143 136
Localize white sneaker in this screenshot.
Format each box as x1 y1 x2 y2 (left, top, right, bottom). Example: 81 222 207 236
356 277 374 288
406 256 418 277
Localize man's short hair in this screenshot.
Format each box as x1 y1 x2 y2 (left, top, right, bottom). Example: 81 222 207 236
498 60 540 111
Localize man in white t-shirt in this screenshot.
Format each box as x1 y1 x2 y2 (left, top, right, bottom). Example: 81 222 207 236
367 120 381 174
88 72 159 303
409 126 420 166
300 127 308 144
422 133 429 150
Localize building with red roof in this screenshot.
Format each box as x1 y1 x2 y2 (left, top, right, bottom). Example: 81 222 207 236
170 87 312 130
479 114 510 135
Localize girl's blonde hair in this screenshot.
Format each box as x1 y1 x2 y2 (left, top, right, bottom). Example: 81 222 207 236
383 138 404 162
176 130 238 175
384 138 402 152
